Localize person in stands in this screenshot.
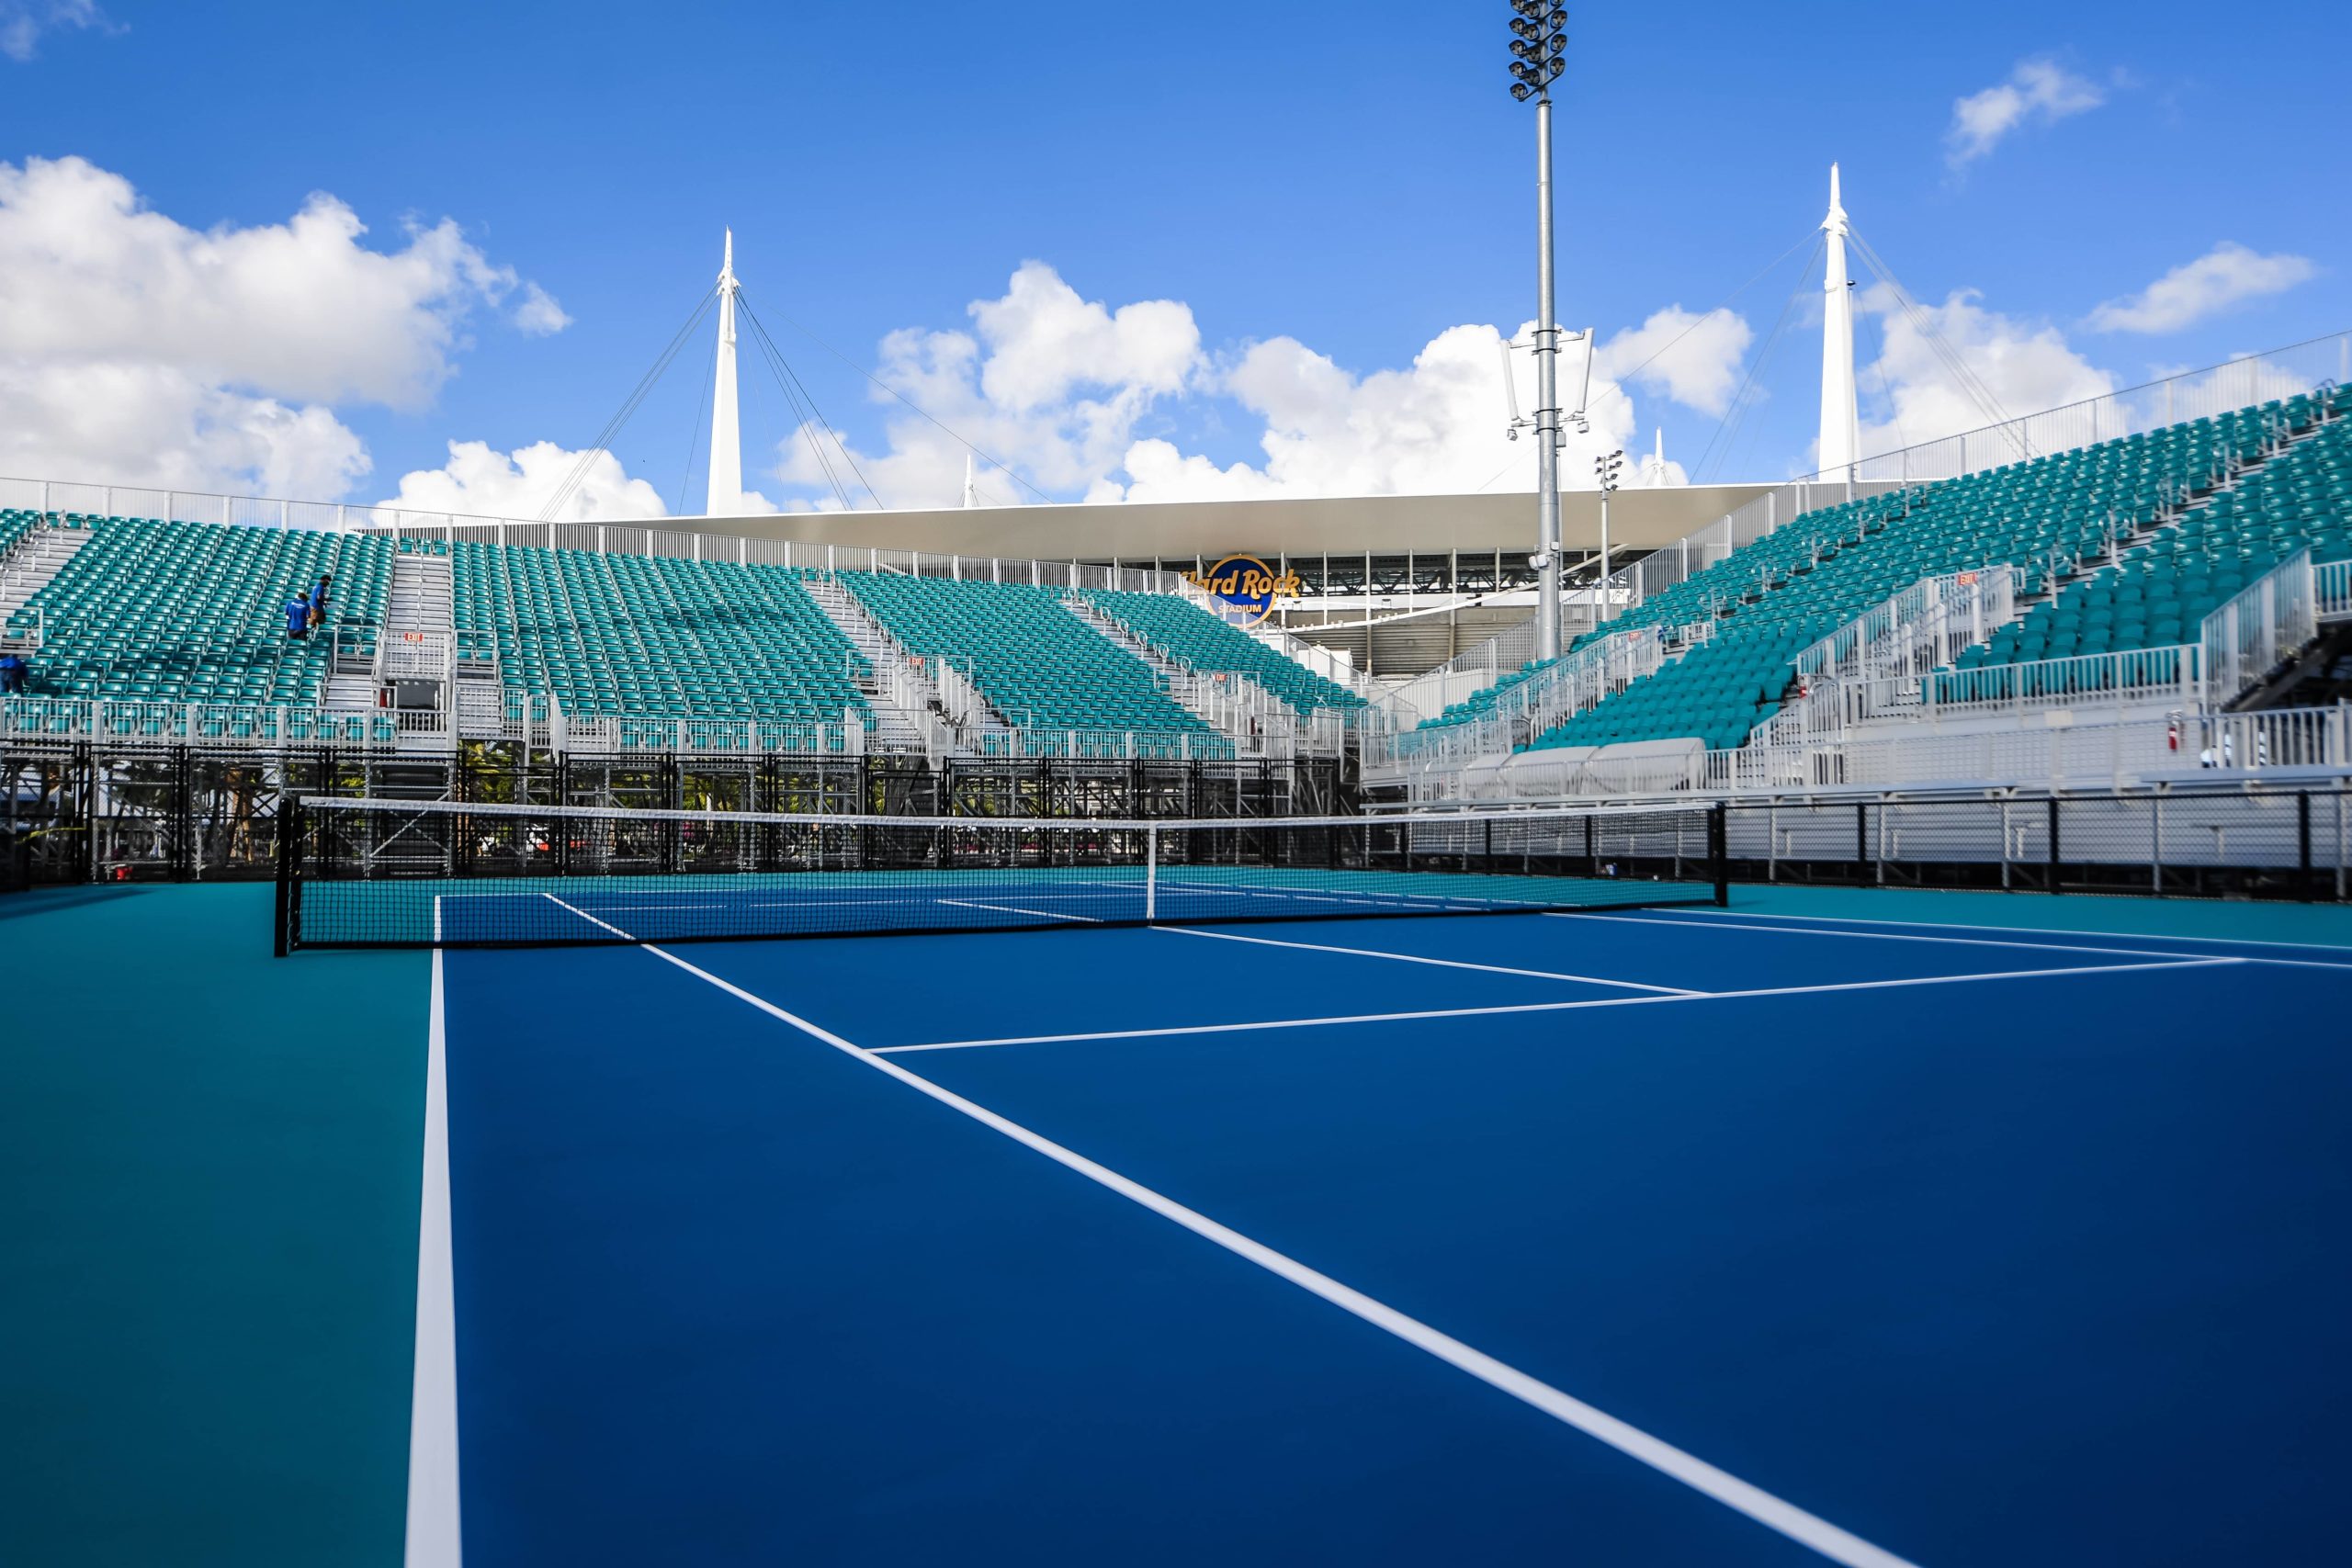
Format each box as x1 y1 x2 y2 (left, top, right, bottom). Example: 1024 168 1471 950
287 591 312 640
308 572 333 631
0 649 25 695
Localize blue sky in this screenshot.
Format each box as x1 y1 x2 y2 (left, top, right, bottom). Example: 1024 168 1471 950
1 0 2345 519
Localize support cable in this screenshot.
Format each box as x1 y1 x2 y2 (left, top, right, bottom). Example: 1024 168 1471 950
1692 232 1824 483
738 293 1056 503
537 287 718 522
738 294 885 510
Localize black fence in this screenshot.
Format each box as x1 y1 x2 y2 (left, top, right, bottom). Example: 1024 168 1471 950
0 742 1345 890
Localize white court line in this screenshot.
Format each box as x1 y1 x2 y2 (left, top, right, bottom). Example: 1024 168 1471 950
1159 924 1703 995
877 957 2241 1054
532 891 1920 1568
1643 905 2352 967
405 902 461 1566
1548 908 2242 966
937 897 1102 924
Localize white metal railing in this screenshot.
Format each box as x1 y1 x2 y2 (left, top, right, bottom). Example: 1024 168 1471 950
1362 624 1668 772
2202 547 2317 708
1 696 400 749
1754 566 2019 745
2317 558 2352 623
1897 645 2200 725
1702 703 2351 795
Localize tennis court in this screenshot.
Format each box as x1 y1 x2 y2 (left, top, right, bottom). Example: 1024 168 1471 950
411 889 2352 1566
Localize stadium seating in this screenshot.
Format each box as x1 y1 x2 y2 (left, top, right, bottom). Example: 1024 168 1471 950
1081 588 1363 714
845 572 1210 735
4 513 390 705
1517 396 2335 752
1952 412 2352 675
443 538 869 723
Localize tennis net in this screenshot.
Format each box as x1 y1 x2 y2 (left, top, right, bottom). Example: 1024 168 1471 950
274 796 1726 952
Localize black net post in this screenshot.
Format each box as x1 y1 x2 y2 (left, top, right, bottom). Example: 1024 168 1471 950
2299 790 2314 901
1711 800 1730 906
2047 795 2064 893
273 794 302 957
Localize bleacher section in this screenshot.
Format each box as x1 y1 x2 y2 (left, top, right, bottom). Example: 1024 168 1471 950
845 573 1211 736
1082 588 1363 714
1958 412 2352 675
1513 395 2336 753
439 538 868 723
4 514 390 705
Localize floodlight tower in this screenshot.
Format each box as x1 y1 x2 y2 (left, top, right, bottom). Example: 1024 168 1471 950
1593 447 1625 623
707 230 744 515
1509 1 1569 661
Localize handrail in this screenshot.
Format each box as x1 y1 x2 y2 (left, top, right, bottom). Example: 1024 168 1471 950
2201 547 2316 708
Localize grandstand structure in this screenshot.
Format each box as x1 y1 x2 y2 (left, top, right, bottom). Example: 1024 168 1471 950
2 202 2349 898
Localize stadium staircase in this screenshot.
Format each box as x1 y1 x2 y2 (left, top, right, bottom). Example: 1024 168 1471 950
1060 594 1303 753
838 571 1220 757
800 571 992 756
1077 588 1366 716
0 515 90 651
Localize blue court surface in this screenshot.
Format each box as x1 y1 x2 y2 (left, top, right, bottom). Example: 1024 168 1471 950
421 901 2352 1566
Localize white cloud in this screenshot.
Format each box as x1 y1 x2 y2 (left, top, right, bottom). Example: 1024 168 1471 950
762 263 1721 509
1946 58 2105 167
1856 286 2114 460
378 440 669 523
1107 322 1651 504
0 154 567 497
1597 306 1754 418
2086 243 2318 334
768 262 1205 510
0 0 114 62
513 282 572 337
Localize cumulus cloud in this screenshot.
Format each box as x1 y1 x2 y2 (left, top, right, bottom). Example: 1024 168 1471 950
0 154 567 497
378 440 668 523
0 0 114 62
1946 58 2105 167
1107 323 1656 504
1856 286 2114 460
2086 243 2318 334
760 262 1722 510
1597 306 1755 418
513 282 573 337
769 261 1205 510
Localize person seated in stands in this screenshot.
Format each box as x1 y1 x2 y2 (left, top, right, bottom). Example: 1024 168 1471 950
308 572 333 631
287 591 313 640
0 649 24 695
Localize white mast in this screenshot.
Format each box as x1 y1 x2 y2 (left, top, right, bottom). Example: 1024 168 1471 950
1642 427 1668 485
961 453 977 509
1817 164 1860 485
707 229 743 515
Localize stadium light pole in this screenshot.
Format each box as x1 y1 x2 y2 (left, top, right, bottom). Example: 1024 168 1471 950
1593 447 1624 624
1510 3 1569 662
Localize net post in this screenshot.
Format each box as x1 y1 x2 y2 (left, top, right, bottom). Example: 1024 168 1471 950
1711 800 1729 906
1145 824 1158 923
273 793 300 956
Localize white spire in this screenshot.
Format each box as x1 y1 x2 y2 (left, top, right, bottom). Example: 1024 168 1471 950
961 453 977 509
707 228 743 515
1817 164 1860 484
1642 426 1668 485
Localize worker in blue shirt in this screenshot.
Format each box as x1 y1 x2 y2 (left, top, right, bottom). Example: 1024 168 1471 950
308 573 333 631
287 592 312 639
0 649 25 695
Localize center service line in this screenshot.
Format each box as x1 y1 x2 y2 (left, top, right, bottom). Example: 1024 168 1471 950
534 893 1922 1568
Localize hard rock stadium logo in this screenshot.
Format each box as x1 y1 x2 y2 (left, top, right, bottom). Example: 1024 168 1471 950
1182 554 1301 627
